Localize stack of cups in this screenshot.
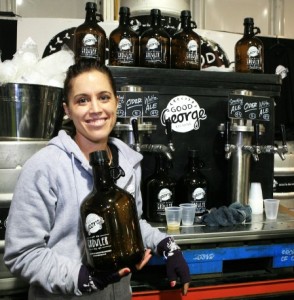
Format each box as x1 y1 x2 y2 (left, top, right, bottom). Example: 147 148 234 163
248 182 264 215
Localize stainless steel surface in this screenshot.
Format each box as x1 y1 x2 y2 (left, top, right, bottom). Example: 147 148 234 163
230 127 252 205
0 141 48 168
154 206 294 245
0 83 64 140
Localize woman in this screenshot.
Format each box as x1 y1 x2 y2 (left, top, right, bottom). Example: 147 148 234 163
4 59 190 299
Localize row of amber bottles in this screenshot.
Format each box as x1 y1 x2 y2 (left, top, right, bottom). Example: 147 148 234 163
74 3 201 69
74 3 263 73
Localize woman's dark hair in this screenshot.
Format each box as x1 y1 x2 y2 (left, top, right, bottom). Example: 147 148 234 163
63 59 117 104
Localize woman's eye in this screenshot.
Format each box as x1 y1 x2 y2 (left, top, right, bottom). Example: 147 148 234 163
99 95 111 102
77 97 88 104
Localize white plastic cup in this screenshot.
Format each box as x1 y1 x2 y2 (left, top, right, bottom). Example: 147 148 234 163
264 199 280 220
248 182 264 214
165 206 182 230
179 203 196 226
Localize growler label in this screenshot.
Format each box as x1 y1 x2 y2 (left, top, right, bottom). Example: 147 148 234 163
156 188 173 214
80 34 98 59
117 38 134 63
192 187 207 214
145 38 162 63
247 46 262 70
186 40 199 63
85 213 112 257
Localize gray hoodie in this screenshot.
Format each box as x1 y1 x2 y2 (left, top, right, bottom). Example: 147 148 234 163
4 130 167 299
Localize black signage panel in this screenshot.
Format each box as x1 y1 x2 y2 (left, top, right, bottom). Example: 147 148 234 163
228 93 272 122
117 91 159 118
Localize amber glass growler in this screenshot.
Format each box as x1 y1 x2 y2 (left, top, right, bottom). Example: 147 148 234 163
235 17 264 73
143 154 176 222
74 2 106 64
176 150 207 217
80 150 144 271
109 6 139 66
140 9 170 68
171 10 201 70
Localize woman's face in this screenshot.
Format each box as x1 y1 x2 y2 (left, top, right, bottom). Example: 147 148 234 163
63 70 117 147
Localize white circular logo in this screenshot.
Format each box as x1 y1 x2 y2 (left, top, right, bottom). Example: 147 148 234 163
161 95 207 133
85 213 104 235
146 38 160 50
158 188 172 201
247 46 259 57
187 40 198 52
192 188 206 200
119 38 132 51
83 34 97 46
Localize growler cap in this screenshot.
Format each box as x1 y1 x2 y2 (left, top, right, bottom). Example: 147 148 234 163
150 9 161 16
86 2 97 10
181 10 192 17
244 17 254 25
188 149 199 158
119 6 130 15
89 150 109 165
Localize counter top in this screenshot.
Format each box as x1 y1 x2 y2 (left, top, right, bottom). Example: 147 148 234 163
150 204 294 245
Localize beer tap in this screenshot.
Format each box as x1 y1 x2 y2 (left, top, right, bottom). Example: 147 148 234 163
131 118 141 152
131 117 174 160
241 122 261 162
223 121 236 159
165 118 175 152
258 124 288 160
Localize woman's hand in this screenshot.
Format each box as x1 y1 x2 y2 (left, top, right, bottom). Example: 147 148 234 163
135 248 152 271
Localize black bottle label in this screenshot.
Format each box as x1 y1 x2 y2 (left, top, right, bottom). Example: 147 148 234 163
185 40 200 63
145 38 163 63
85 213 112 258
117 38 135 63
190 187 207 214
79 34 99 59
247 45 262 70
156 187 173 216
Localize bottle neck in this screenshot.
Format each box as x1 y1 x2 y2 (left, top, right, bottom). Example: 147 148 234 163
188 157 199 172
119 14 129 26
151 14 161 28
181 17 191 29
92 163 113 192
155 155 168 174
244 24 254 37
85 9 97 22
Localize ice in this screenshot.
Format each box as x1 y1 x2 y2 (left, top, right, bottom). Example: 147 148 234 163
0 37 74 88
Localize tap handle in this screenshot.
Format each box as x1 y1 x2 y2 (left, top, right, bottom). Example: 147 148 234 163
131 118 139 144
280 124 287 146
254 122 260 146
165 118 172 143
225 121 230 144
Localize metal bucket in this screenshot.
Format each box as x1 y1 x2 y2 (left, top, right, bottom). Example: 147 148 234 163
0 83 64 140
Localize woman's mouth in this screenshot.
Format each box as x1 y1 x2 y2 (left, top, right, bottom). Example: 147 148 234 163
86 118 107 126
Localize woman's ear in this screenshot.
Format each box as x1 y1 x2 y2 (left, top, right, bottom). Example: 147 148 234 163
63 103 71 119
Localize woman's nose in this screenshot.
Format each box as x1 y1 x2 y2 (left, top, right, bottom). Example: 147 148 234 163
89 99 102 113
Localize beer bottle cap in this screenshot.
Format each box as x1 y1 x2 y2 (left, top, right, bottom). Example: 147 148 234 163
244 17 254 25
90 150 109 165
86 2 97 11
150 9 161 16
181 10 191 17
119 6 130 15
